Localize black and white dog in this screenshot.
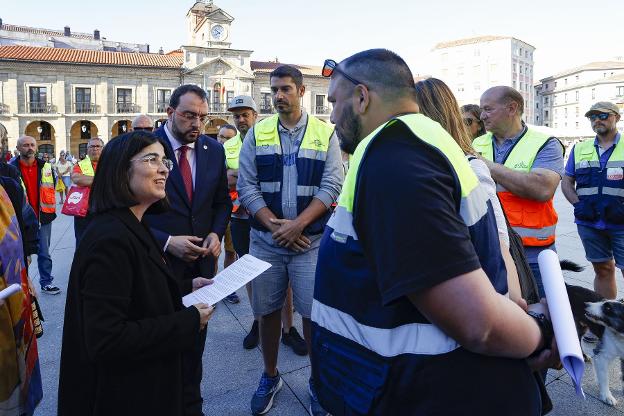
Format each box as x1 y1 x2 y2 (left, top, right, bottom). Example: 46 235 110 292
566 281 624 406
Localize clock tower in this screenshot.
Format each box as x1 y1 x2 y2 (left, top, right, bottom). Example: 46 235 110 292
186 1 234 48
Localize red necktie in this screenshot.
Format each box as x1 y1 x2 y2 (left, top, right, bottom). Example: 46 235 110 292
178 145 193 202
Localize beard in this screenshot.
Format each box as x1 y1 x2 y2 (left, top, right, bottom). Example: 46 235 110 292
171 115 201 144
335 105 363 155
593 124 609 135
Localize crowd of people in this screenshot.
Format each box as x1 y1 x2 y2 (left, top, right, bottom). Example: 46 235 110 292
1 47 623 416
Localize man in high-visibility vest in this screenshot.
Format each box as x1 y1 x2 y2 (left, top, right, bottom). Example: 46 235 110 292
70 137 103 246
474 86 564 297
10 135 59 294
562 101 623 301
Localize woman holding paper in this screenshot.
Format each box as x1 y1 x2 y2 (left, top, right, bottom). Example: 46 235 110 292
58 131 214 416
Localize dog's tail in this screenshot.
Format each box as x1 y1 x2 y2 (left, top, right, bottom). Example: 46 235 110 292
560 259 584 272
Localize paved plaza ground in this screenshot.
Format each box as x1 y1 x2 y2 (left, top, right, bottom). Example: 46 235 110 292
28 189 624 415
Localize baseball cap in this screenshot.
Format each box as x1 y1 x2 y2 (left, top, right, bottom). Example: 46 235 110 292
227 95 258 112
585 101 620 117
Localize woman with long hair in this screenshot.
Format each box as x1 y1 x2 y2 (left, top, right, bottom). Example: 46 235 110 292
414 77 522 304
461 104 486 139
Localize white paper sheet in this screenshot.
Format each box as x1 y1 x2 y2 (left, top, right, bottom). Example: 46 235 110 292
538 250 585 398
0 284 22 301
183 254 271 307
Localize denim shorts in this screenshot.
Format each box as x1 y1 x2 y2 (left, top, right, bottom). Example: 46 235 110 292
249 232 318 318
577 224 624 269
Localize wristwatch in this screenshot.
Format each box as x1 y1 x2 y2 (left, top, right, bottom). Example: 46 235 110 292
527 311 554 356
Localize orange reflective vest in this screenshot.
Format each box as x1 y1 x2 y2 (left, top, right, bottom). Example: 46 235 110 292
473 129 562 247
40 162 56 214
224 134 243 214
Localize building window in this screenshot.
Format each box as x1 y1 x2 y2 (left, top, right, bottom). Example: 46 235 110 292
457 67 464 76
226 91 234 106
536 102 539 109
116 88 133 113
576 75 580 81
554 82 557 88
315 95 328 114
474 82 480 91
576 122 579 128
554 123 558 128
545 110 549 119
520 66 523 74
592 88 596 99
206 90 211 106
545 83 549 90
565 78 568 85
157 89 171 112
544 96 549 105
564 108 568 117
575 90 579 102
564 93 568 103
260 92 272 113
75 87 91 113
576 107 579 116
520 82 523 91
617 86 624 96
29 86 47 113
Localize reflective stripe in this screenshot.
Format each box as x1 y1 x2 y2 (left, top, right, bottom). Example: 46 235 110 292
603 187 624 198
312 300 459 357
260 181 281 193
576 187 599 196
606 161 624 168
327 205 358 242
575 160 601 170
513 224 557 239
460 185 489 226
297 185 319 197
255 144 282 156
298 148 328 161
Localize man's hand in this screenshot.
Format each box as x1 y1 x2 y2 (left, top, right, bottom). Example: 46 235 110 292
166 235 210 262
526 299 562 371
193 303 215 331
192 277 213 292
270 218 310 252
202 232 221 258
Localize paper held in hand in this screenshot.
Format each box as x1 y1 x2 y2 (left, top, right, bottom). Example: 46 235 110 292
183 254 271 307
538 249 585 398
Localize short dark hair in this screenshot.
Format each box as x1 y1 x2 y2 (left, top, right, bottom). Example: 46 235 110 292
169 84 208 109
220 124 237 134
340 49 416 100
270 65 303 88
89 131 169 215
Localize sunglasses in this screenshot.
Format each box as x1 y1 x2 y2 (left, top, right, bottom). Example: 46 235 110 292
322 59 365 86
133 127 154 132
587 112 612 121
463 118 479 126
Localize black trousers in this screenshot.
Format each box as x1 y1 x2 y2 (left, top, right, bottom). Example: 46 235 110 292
74 215 92 248
183 327 208 416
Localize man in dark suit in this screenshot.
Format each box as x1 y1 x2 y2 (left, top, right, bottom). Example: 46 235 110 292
147 84 231 416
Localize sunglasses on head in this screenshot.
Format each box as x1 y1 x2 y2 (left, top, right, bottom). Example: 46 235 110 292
322 59 366 86
133 127 154 132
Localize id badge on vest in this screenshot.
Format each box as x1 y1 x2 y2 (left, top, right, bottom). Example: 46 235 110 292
607 167 624 181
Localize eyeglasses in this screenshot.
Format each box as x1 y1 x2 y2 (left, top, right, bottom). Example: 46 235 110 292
174 109 209 123
133 127 154 132
463 118 479 126
131 155 174 171
88 145 102 149
322 59 365 86
587 112 612 121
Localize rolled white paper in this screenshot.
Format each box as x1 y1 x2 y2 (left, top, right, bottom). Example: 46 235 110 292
538 249 585 398
0 283 22 301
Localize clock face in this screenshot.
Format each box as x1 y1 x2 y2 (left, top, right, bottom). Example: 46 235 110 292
211 25 225 40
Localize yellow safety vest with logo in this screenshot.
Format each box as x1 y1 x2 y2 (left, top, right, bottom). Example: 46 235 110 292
78 156 95 177
472 129 561 246
223 133 243 213
40 162 56 214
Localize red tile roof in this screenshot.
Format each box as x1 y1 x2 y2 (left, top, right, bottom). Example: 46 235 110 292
0 46 183 68
1 23 94 40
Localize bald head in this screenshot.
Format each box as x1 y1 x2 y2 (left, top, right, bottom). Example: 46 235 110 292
132 114 153 130
17 135 36 161
482 86 524 115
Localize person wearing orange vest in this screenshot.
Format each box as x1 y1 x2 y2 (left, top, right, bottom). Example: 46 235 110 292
70 137 103 246
10 135 59 294
474 86 564 297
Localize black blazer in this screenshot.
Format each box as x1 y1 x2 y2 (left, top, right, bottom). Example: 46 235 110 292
147 124 232 292
58 209 201 416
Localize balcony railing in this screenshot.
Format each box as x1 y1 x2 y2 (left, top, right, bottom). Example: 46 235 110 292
208 102 228 113
73 102 99 114
315 105 330 115
156 101 168 113
259 104 274 114
28 102 57 113
0 103 8 114
116 102 140 113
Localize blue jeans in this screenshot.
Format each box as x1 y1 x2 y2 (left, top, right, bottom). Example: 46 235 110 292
529 262 545 299
38 222 54 287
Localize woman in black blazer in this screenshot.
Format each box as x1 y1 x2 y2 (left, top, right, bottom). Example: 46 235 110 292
58 131 214 416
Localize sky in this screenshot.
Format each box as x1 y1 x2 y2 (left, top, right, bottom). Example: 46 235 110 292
3 0 623 80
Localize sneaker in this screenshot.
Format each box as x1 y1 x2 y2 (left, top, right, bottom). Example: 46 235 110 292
224 292 240 304
282 327 308 356
41 285 60 295
243 320 259 349
251 371 283 415
582 332 599 344
309 378 329 416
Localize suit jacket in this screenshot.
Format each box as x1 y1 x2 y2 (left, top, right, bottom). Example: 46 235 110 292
9 157 57 224
58 208 201 416
147 124 232 293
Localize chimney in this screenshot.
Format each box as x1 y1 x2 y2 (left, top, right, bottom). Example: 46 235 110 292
93 29 100 40
64 26 71 36
159 47 164 55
